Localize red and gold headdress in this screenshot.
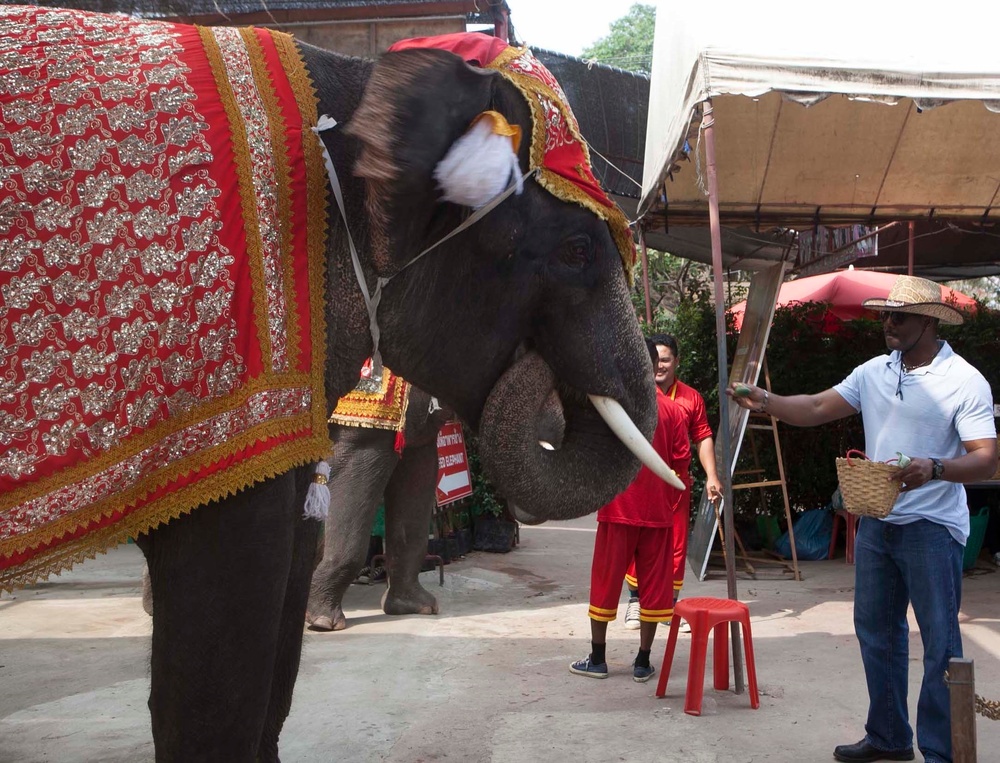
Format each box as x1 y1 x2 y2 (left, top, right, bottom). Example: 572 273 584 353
389 33 637 282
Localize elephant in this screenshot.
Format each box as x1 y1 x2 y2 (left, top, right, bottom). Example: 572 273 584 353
1 11 680 762
307 384 452 632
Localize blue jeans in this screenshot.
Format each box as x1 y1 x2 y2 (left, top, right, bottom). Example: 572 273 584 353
854 518 963 763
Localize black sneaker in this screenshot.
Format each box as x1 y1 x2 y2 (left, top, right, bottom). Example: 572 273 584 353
352 566 372 585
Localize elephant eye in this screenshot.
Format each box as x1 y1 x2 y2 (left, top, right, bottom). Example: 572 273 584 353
558 235 592 269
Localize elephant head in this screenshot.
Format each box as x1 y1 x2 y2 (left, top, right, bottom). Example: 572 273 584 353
307 38 677 522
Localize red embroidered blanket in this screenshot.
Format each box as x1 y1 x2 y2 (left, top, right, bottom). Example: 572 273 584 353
0 6 330 591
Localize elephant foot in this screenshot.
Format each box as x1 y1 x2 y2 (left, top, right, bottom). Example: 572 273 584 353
382 585 439 617
305 601 347 632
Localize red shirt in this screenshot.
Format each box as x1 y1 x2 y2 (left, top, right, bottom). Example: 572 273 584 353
666 379 713 444
597 389 691 528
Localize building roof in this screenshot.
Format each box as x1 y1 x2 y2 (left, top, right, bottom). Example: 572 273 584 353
36 0 481 24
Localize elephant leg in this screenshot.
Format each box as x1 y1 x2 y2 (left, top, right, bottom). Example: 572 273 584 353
382 439 439 617
135 470 298 763
306 427 396 632
258 466 320 763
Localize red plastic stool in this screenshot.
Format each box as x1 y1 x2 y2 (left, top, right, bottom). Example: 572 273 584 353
655 596 760 716
828 509 857 564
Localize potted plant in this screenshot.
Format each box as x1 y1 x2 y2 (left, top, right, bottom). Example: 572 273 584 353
466 435 517 553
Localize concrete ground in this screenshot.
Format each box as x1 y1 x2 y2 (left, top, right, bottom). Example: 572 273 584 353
2 515 998 763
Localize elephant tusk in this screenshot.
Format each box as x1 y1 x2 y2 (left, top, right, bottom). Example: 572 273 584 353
511 504 545 525
588 395 686 491
538 440 556 451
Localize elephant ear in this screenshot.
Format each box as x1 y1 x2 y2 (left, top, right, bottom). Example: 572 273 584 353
346 48 498 273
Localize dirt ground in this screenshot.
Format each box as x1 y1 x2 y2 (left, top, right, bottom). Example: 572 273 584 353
2 514 998 763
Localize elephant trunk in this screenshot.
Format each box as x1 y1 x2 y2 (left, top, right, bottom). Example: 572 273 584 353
478 351 671 522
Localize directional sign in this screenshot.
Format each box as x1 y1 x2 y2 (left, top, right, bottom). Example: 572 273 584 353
436 421 473 506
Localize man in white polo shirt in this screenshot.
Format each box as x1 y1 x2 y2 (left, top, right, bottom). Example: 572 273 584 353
727 275 997 763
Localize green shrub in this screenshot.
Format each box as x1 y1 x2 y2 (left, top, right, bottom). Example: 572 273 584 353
664 293 999 518
464 430 508 519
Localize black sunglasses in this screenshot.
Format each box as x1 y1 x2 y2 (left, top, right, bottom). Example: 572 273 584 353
880 311 912 326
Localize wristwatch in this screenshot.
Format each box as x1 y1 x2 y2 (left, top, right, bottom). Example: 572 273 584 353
930 458 945 480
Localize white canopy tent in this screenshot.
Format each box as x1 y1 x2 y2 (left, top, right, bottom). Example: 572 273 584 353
640 0 1000 225
639 0 1000 697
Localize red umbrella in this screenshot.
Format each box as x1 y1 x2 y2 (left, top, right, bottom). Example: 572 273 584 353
729 270 977 330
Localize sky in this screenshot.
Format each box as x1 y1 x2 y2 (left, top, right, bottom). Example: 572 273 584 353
503 0 639 57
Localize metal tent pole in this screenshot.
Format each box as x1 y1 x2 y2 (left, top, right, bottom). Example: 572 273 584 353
639 227 653 325
701 99 745 694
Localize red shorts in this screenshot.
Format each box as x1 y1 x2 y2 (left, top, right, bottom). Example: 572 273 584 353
625 488 691 595
589 522 673 624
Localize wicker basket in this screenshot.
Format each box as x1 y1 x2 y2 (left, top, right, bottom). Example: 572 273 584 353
835 450 902 518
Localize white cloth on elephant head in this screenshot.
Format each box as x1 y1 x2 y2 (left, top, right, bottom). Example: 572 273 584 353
434 112 524 208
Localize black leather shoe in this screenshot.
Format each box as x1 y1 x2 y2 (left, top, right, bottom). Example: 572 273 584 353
833 739 914 762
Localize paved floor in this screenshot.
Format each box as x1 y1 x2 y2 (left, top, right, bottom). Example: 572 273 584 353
2 515 999 762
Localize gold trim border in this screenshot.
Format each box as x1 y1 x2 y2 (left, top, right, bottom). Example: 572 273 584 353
1 383 314 557
1 435 327 594
242 26 303 371
201 25 275 371
270 29 331 460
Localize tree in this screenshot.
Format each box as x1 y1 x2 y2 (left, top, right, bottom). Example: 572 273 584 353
580 3 656 74
631 248 715 325
945 276 1000 309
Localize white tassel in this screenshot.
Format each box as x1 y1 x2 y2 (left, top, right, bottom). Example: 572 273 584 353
434 111 523 209
303 462 331 521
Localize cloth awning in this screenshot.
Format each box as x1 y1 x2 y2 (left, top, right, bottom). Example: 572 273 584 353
639 0 1000 226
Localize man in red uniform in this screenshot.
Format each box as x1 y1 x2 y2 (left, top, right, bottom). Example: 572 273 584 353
623 334 721 631
570 339 691 682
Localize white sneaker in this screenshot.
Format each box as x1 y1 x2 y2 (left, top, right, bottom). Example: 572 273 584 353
624 597 641 630
993 552 1000 567
679 619 692 634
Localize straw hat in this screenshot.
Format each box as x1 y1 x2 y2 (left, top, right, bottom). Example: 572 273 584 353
862 275 965 325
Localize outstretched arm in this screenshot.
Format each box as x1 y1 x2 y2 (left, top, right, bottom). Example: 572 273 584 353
726 383 857 427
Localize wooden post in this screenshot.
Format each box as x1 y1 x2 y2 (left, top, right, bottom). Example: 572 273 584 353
908 221 915 276
764 359 800 582
701 99 745 695
949 658 977 763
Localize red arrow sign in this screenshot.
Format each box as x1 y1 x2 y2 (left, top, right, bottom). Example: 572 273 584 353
436 421 472 506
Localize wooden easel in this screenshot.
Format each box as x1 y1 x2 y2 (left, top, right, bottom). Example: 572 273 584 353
710 358 801 581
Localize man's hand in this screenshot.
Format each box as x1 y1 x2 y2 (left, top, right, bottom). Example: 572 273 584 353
706 477 723 504
726 382 765 411
890 457 934 492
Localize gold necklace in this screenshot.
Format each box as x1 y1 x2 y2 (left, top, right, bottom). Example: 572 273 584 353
902 356 935 372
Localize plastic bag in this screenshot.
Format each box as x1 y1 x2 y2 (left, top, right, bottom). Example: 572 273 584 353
774 508 833 561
